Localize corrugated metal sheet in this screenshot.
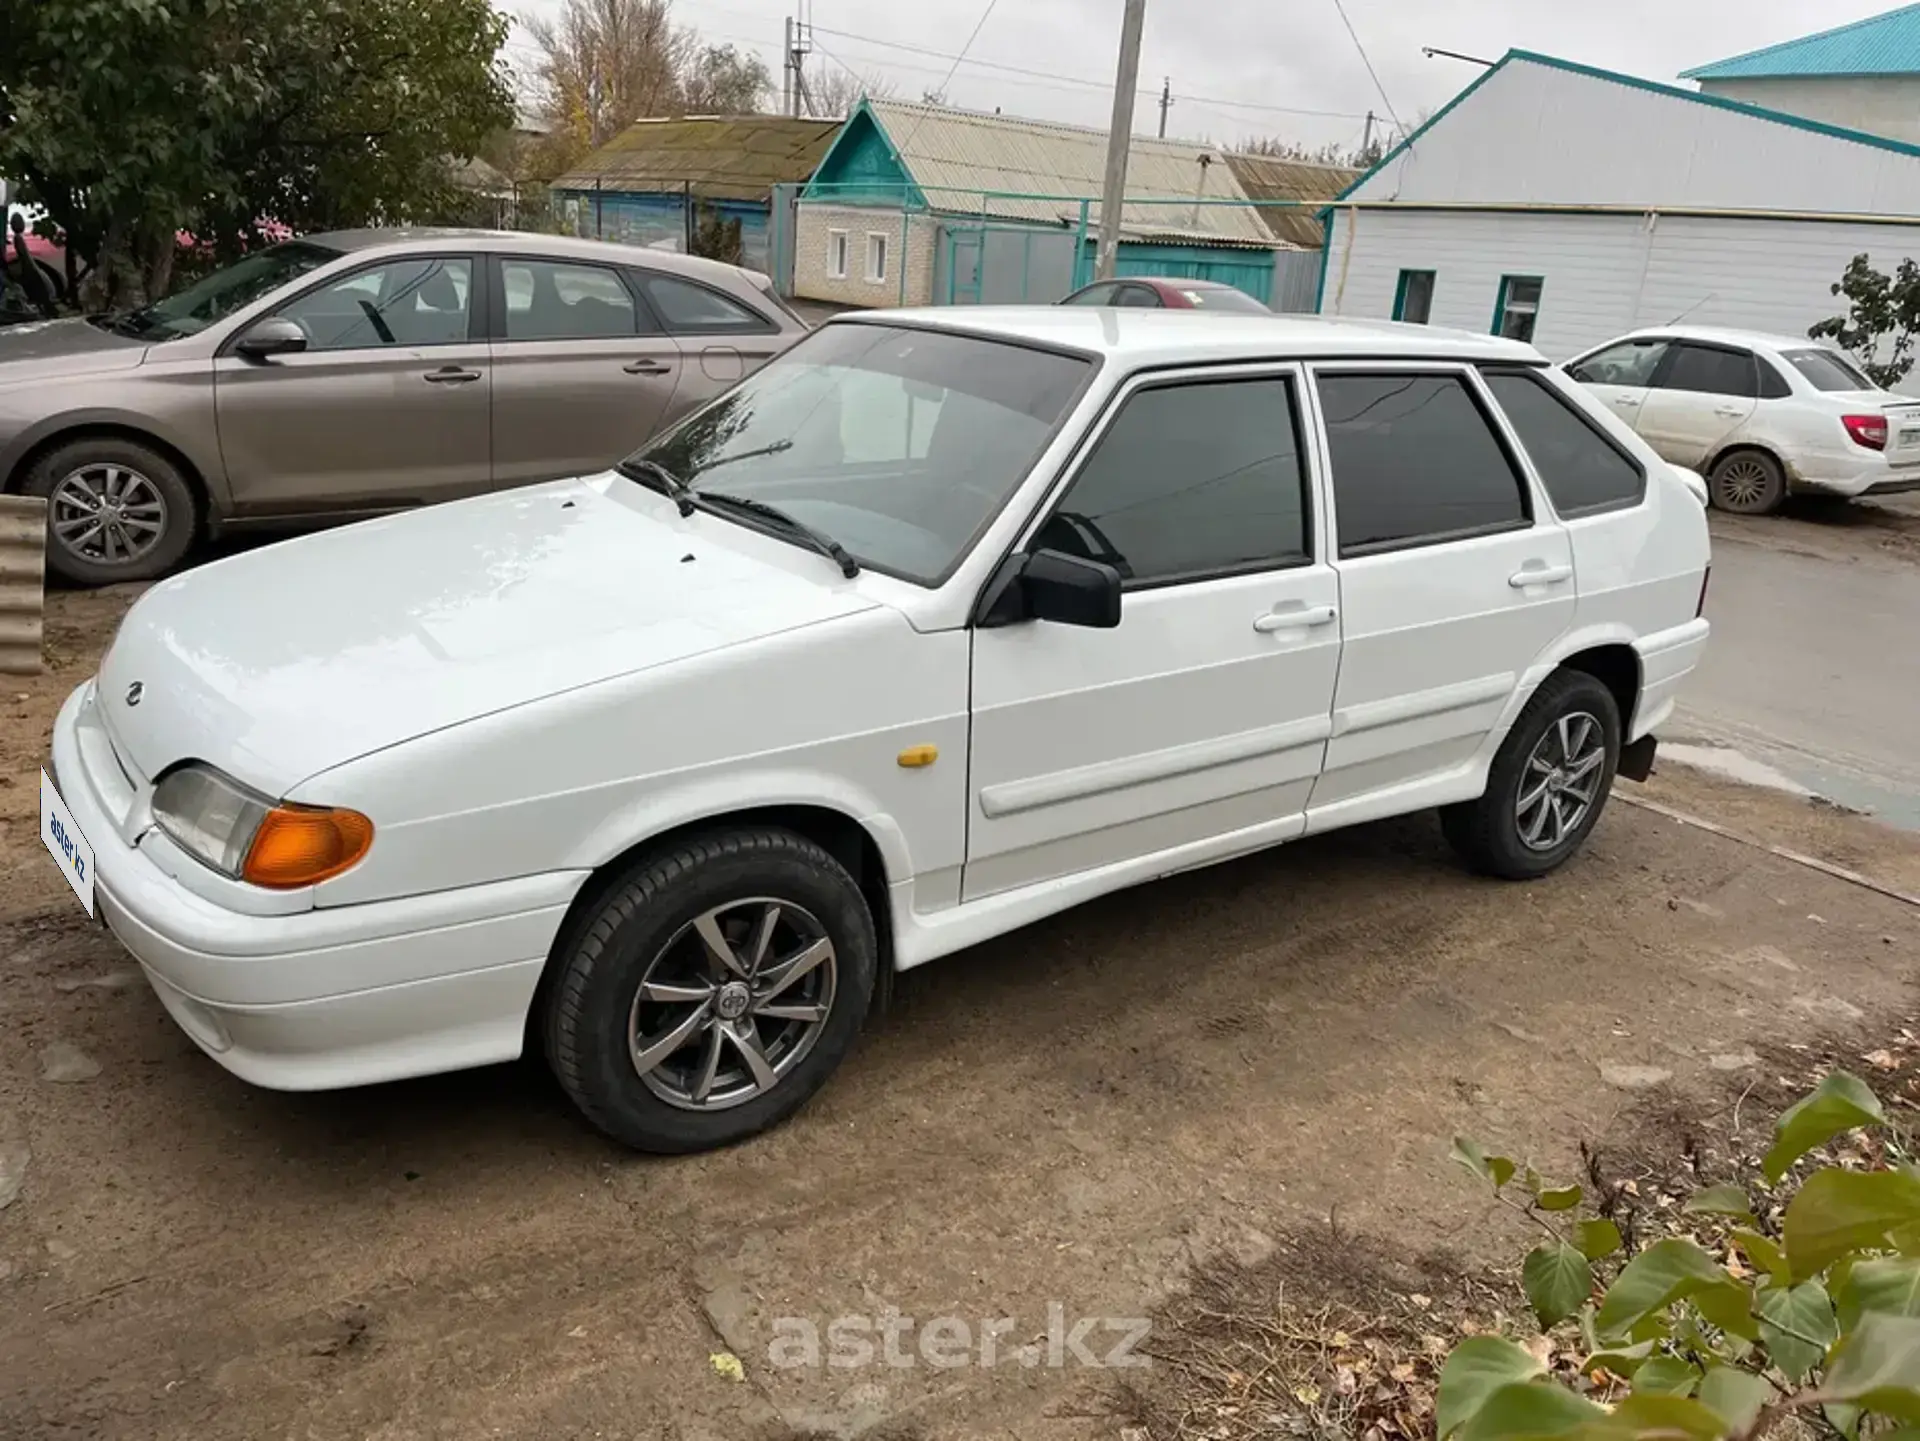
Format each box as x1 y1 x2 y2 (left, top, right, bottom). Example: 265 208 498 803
867 99 1275 244
1683 4 1920 80
1222 153 1357 247
554 117 840 199
0 497 46 676
1349 54 1920 215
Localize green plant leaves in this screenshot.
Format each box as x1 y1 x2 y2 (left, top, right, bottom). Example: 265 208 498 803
1697 1366 1771 1432
1755 1280 1837 1380
1595 1238 1732 1340
1437 1337 1546 1440
1454 1138 1517 1190
1584 1338 1654 1378
1456 1381 1603 1441
1731 1228 1789 1284
1537 1184 1584 1212
1576 1219 1623 1261
1684 1184 1754 1220
1782 1168 1920 1281
1837 1256 1920 1331
1630 1354 1699 1395
1692 1282 1762 1342
1763 1072 1886 1183
1819 1311 1920 1421
1524 1242 1593 1329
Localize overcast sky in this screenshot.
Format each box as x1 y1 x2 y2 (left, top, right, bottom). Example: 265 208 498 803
509 0 1891 152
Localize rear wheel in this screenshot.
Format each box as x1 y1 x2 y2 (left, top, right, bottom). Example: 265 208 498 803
543 828 877 1153
22 436 201 584
1707 449 1786 515
1441 670 1621 880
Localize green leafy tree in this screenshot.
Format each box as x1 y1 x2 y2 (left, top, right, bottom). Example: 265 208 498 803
1810 254 1920 389
0 0 513 306
1441 1073 1920 1441
689 203 743 266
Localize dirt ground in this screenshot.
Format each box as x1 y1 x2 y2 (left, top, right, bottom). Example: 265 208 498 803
2 507 1918 1441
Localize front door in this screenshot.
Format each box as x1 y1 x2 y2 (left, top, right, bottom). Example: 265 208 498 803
1565 335 1669 433
966 368 1341 901
213 253 491 514
488 255 685 488
1306 366 1576 828
1636 341 1760 467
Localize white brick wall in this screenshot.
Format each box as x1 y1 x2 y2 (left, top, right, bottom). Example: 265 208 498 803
794 204 939 307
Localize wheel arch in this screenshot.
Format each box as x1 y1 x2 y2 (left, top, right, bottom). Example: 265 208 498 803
1704 439 1788 485
1556 642 1642 739
4 420 215 518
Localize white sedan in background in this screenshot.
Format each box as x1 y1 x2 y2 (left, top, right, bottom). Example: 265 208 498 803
1565 325 1920 513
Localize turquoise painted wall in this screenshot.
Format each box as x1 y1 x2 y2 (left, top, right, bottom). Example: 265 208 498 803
805 111 916 206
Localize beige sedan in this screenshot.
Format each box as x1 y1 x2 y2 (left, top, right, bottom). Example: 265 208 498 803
0 229 809 584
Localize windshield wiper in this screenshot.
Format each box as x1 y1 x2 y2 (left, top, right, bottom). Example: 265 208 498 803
692 491 860 578
689 439 794 478
616 456 696 516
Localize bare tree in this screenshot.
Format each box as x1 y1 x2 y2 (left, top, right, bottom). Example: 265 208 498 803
805 65 895 119
522 0 690 159
681 43 773 114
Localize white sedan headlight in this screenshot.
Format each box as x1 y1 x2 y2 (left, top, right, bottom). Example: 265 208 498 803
151 763 373 888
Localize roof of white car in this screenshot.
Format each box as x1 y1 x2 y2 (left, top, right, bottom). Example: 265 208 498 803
1608 324 1830 353
835 307 1546 366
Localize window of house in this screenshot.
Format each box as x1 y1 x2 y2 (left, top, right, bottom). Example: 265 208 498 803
866 232 889 284
1482 368 1645 516
1567 338 1668 388
1493 276 1543 343
1393 269 1435 325
1658 342 1758 398
500 259 642 340
637 274 774 335
1317 372 1530 556
827 230 849 279
277 257 473 350
1027 376 1312 587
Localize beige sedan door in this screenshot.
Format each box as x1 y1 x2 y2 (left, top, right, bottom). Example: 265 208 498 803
212 253 492 514
633 270 792 414
488 255 687 487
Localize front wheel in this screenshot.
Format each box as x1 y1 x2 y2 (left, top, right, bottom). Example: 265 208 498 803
23 436 202 585
543 828 878 1153
1441 671 1621 880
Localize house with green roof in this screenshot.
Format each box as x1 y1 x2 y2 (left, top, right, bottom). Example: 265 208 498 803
1683 4 1920 144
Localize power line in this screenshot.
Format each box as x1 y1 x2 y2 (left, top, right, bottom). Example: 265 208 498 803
1328 0 1405 136
899 0 1004 139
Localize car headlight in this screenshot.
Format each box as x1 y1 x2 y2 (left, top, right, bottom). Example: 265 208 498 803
151 763 373 888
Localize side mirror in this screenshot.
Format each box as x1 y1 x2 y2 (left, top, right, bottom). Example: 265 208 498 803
234 316 307 362
978 547 1122 629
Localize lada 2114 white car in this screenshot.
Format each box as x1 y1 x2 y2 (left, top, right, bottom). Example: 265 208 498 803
44 310 1712 1152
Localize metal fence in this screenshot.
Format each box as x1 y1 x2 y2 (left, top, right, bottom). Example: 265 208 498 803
0 496 46 676
551 179 781 275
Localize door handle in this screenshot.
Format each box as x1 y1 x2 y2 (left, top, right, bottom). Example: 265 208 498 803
624 359 673 375
1509 564 1573 589
1253 604 1337 633
424 366 482 384
1612 397 1639 408
1713 406 1745 418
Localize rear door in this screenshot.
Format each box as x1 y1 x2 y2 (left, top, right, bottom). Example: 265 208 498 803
1565 336 1668 432
633 270 790 425
1305 366 1576 829
213 251 492 514
1636 341 1758 467
487 254 684 487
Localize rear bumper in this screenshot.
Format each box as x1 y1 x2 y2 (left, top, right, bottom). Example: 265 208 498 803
1632 616 1710 742
1791 454 1920 498
50 683 586 1090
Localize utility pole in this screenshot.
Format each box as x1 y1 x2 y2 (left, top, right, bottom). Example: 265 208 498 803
1096 0 1147 280
1361 109 1375 157
784 14 814 117
782 16 793 118
1157 77 1172 138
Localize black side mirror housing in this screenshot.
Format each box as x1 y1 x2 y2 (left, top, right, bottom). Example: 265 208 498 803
235 316 308 361
977 547 1123 629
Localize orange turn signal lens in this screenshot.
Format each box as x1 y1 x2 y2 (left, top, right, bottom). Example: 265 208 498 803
241 805 374 889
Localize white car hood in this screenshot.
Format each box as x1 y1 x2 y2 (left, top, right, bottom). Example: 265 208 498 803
97 477 878 793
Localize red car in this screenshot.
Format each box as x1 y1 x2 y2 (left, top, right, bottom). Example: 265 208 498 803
1057 276 1271 312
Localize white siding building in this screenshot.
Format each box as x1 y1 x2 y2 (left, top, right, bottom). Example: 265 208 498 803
1318 51 1920 374
1683 4 1920 146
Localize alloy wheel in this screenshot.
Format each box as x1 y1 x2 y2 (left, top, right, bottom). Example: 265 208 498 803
627 897 838 1111
1516 711 1606 852
49 464 170 566
1712 458 1774 513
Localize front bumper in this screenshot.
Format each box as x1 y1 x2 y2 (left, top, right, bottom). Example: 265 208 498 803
49 683 586 1091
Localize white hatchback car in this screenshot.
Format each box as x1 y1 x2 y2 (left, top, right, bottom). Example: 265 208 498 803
45 311 1711 1152
1565 325 1920 514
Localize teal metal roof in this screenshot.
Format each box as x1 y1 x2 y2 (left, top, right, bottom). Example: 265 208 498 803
1682 4 1920 80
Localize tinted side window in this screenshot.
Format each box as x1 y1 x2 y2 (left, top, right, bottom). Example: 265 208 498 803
639 274 773 334
1030 377 1311 586
1757 357 1793 399
1062 282 1119 306
1484 369 1645 516
1114 285 1161 308
280 257 473 350
1568 338 1666 387
1659 343 1757 398
1317 373 1529 556
501 259 643 340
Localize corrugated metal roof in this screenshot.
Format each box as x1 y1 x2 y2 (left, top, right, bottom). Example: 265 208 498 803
554 116 840 200
0 497 46 677
865 99 1277 245
1682 3 1920 79
1221 153 1358 247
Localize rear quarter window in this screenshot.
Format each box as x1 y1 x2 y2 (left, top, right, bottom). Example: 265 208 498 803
1482 368 1646 517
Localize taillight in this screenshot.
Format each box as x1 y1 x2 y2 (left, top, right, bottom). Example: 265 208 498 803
1843 413 1888 450
1697 565 1711 618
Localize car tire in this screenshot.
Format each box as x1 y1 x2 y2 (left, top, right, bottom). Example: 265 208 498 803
543 827 878 1153
1707 449 1787 515
1440 670 1622 881
21 436 201 585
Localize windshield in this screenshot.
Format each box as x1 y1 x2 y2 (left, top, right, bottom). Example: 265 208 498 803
101 240 342 341
1781 347 1875 393
628 324 1093 585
